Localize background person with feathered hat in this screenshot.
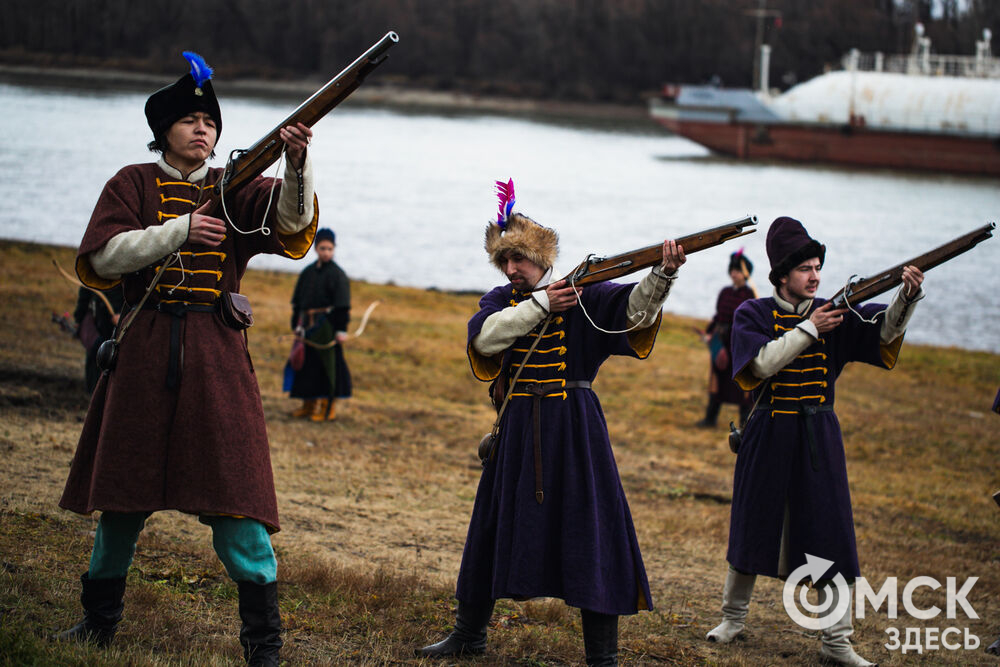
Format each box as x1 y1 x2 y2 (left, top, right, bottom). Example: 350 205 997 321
705 216 924 667
53 51 322 667
418 179 685 665
695 249 757 429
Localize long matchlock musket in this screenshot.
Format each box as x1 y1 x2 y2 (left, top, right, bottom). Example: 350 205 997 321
537 215 758 290
829 222 995 308
207 31 399 206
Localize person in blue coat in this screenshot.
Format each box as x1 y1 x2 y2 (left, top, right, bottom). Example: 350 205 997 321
418 180 685 666
705 217 924 667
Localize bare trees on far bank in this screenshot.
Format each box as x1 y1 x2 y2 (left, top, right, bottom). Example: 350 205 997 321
1 0 997 103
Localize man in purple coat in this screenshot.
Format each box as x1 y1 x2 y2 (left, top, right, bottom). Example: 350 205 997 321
705 217 923 667
418 183 685 665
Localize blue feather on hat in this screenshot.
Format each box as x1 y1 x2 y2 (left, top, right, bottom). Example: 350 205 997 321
182 51 213 93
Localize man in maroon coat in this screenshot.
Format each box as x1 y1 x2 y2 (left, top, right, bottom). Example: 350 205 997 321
53 53 318 667
705 217 923 667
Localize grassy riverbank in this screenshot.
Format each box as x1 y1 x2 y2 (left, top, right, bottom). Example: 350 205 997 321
1 239 997 666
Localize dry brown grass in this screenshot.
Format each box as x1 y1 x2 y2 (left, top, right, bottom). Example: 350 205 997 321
1 239 998 666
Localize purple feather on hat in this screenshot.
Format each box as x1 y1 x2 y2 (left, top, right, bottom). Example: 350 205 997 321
495 178 516 230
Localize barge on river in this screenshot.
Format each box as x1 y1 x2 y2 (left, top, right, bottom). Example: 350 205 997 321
649 30 1000 176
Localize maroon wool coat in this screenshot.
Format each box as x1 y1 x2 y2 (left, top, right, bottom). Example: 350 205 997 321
706 284 755 406
59 162 318 531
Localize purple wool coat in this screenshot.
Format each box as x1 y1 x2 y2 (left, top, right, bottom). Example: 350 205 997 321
726 296 903 578
59 162 318 531
458 281 659 615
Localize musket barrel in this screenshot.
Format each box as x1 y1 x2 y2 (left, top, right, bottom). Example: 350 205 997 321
829 222 994 307
216 31 399 197
538 214 758 290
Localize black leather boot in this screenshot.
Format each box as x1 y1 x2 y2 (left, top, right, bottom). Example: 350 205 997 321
417 599 495 657
52 572 127 647
581 609 618 666
237 581 283 667
696 397 721 428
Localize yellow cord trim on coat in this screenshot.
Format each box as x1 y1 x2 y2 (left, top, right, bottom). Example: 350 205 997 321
514 378 565 385
799 352 827 360
156 177 200 189
512 361 567 371
772 380 828 389
772 310 800 319
158 298 203 306
512 345 567 356
160 194 196 206
157 211 180 222
770 395 827 403
155 284 222 297
527 330 565 340
511 391 567 400
161 267 223 280
177 251 227 260
779 366 827 375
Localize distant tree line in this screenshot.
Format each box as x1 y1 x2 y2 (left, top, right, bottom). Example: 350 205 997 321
1 0 997 103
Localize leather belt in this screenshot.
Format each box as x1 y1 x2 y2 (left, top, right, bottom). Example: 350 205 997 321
520 380 592 504
797 403 834 472
142 301 217 389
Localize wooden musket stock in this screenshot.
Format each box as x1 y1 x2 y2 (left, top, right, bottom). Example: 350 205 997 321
539 215 757 290
208 31 399 205
828 222 995 308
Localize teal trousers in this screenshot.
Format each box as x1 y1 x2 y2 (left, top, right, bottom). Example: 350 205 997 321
88 511 277 584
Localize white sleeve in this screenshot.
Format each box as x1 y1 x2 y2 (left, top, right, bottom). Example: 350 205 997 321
748 320 818 379
472 298 549 356
880 286 924 343
627 266 676 328
275 153 315 234
88 216 190 280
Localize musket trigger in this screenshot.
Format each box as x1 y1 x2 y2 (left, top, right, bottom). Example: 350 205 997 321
572 254 597 283
832 275 864 308
223 148 248 187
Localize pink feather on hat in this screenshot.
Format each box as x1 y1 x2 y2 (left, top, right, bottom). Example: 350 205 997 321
495 178 516 229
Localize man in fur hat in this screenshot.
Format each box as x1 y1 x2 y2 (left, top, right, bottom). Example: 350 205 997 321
54 52 319 667
705 217 924 667
418 181 685 666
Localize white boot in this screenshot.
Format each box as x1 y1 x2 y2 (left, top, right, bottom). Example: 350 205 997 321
706 567 756 643
818 583 876 667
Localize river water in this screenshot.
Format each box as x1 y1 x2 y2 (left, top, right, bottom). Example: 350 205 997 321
1 80 997 352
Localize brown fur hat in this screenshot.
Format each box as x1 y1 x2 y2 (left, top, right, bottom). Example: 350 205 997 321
484 212 559 272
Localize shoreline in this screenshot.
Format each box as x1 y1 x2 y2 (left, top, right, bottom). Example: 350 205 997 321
0 63 651 126
8 237 999 355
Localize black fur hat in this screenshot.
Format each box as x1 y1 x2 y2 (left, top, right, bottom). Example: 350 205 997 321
144 52 222 143
766 216 825 287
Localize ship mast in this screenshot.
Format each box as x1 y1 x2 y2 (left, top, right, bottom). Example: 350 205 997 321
745 0 781 92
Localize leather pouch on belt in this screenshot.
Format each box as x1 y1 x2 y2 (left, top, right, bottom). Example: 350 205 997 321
220 292 254 330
